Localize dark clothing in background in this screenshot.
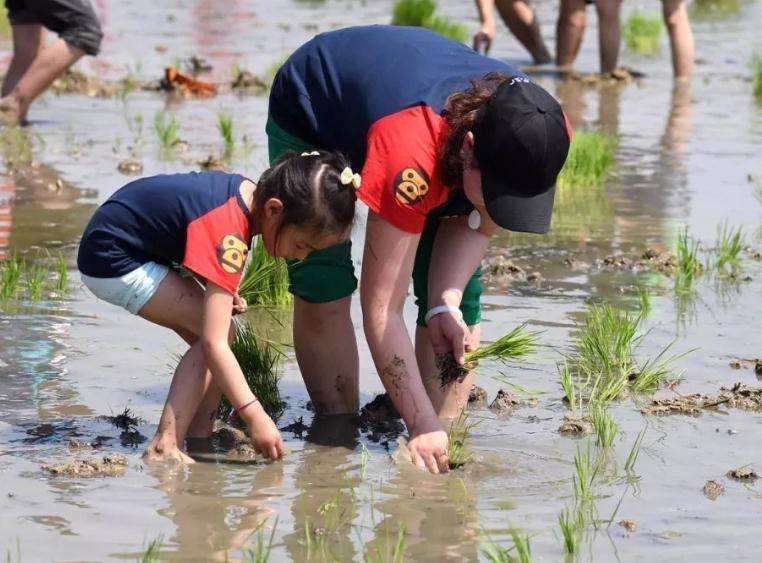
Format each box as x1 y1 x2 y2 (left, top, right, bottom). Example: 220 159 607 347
5 0 102 55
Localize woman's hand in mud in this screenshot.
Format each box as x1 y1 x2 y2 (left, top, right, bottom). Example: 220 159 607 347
242 403 285 460
408 425 449 474
472 20 495 54
427 311 472 366
232 293 247 315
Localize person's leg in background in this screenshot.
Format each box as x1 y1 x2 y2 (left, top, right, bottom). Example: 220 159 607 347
556 0 588 69
662 0 694 80
495 0 551 64
266 117 360 415
1 23 46 97
595 0 622 74
0 0 103 123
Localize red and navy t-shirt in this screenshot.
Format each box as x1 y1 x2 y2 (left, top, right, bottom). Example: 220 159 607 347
77 172 253 294
269 25 527 234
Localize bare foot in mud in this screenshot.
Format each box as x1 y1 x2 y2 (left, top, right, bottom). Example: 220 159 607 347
0 98 23 125
142 442 195 465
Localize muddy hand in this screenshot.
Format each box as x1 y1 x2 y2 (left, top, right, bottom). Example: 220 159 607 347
243 404 285 461
427 311 471 365
232 292 247 315
408 424 449 474
472 21 494 54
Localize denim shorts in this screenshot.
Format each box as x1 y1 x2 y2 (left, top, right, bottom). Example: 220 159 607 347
80 261 169 315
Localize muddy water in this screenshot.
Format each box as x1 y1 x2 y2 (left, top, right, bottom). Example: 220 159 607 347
1 0 762 560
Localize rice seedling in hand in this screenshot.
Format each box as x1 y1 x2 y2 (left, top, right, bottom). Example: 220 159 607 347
245 518 278 563
24 260 46 301
391 0 468 43
623 9 664 53
153 111 181 154
674 227 703 293
482 528 533 563
557 131 616 189
218 321 284 421
217 112 235 155
753 53 762 102
0 253 23 300
714 223 745 275
590 403 618 448
238 238 291 307
437 323 540 386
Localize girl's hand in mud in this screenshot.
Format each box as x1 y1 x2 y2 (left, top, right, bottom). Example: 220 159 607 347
472 20 495 54
232 292 247 315
242 403 285 460
427 311 472 365
408 425 449 474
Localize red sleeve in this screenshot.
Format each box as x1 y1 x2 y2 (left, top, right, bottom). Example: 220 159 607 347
183 196 251 294
357 106 450 234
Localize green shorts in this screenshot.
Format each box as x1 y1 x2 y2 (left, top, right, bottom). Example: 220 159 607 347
266 116 482 326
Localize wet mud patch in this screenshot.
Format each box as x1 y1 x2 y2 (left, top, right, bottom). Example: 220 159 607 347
641 383 762 416
481 255 541 288
703 480 725 500
489 390 538 415
558 414 594 436
21 421 81 444
619 519 637 532
727 466 758 482
729 358 762 377
593 248 678 275
468 385 488 406
117 159 143 175
279 416 309 439
435 352 475 387
98 408 147 448
42 454 128 477
357 393 404 448
209 426 257 459
567 67 645 86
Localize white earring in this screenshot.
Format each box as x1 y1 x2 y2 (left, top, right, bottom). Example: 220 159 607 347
468 209 481 230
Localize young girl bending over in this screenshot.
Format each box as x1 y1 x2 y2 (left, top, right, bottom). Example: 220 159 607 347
77 152 357 463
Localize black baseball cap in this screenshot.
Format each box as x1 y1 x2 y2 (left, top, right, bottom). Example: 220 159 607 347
473 76 570 234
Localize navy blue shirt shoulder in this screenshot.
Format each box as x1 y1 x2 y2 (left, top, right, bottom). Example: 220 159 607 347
269 25 525 167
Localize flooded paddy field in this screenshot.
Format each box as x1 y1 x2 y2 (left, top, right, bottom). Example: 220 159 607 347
1 0 762 560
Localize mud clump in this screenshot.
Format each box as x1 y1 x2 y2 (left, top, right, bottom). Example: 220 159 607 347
489 389 538 414
280 416 308 439
729 358 762 377
211 426 257 458
618 519 637 532
481 256 540 285
50 69 119 97
436 352 475 387
468 385 488 405
568 67 645 86
42 454 128 477
727 466 758 482
357 393 404 448
117 159 143 175
703 480 725 500
641 383 762 416
558 414 593 436
198 154 226 171
101 408 143 430
231 70 269 93
594 248 678 274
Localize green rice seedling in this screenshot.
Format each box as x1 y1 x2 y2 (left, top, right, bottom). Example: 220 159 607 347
138 536 163 562
391 0 468 43
590 403 618 448
573 447 601 507
217 112 235 155
637 287 652 317
0 6 10 36
630 341 687 393
359 441 371 480
559 360 578 411
690 0 740 21
623 9 664 53
24 260 46 301
447 412 479 469
0 125 33 167
624 427 646 473
218 321 284 421
364 522 406 563
675 227 702 293
266 57 287 82
752 53 762 102
238 238 291 307
557 505 583 555
557 131 616 189
244 518 278 563
482 528 533 563
0 254 23 300
714 223 745 274
153 111 180 153
55 252 68 296
578 303 641 379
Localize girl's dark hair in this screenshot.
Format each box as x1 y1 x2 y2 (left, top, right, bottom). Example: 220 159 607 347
255 150 357 238
438 72 510 187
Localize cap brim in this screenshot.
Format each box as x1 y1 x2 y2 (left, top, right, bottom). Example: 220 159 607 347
483 171 556 234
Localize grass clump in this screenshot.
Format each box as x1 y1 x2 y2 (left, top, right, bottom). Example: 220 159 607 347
217 112 235 154
153 111 181 153
24 261 45 301
238 238 291 308
391 0 468 43
714 223 745 274
0 254 23 300
623 9 664 53
218 321 284 421
752 54 762 102
1 252 70 302
557 131 616 189
482 529 533 563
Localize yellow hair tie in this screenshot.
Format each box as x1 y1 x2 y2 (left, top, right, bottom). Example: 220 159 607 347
300 151 320 156
340 167 361 189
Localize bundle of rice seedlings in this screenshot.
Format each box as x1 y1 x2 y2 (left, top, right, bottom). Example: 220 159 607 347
714 223 745 274
447 412 479 469
437 323 540 386
218 321 285 421
238 238 291 308
674 228 703 293
558 504 584 555
557 131 616 189
623 10 664 53
391 0 468 43
589 403 619 448
0 253 23 300
24 260 46 301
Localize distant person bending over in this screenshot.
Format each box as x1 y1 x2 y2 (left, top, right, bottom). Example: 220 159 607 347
473 0 551 64
556 0 694 79
0 0 103 124
77 156 357 464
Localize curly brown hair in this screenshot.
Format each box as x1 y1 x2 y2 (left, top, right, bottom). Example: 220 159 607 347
438 72 510 188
